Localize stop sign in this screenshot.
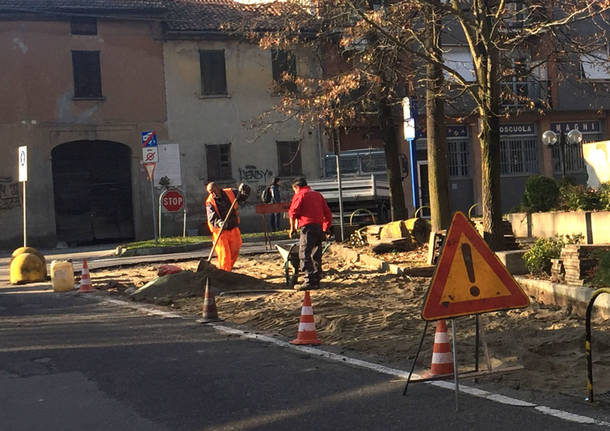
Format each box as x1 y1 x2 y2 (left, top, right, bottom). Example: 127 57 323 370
162 190 184 212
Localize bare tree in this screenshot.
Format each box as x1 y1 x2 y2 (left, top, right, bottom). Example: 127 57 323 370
352 0 610 248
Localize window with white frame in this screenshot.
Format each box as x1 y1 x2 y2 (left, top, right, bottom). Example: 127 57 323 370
581 48 610 80
444 47 475 82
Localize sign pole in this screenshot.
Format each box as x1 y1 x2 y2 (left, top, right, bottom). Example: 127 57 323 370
158 190 166 239
18 146 28 247
151 181 158 244
22 181 27 247
334 131 345 242
451 319 460 412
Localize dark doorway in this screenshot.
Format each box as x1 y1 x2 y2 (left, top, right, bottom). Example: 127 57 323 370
52 141 134 245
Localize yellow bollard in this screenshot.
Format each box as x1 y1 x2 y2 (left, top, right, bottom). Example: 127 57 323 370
9 253 46 284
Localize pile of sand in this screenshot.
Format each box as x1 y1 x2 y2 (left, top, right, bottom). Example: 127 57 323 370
130 259 277 303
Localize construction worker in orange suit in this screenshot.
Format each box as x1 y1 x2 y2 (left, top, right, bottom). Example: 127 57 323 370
205 182 251 271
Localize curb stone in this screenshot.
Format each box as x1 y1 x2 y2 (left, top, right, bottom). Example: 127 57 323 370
116 235 290 257
515 276 610 319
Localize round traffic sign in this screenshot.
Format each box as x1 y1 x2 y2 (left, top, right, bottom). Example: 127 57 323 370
162 190 184 212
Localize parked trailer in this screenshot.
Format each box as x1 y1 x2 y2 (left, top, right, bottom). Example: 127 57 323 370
307 175 391 225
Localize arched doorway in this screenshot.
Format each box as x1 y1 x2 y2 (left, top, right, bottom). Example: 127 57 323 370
52 141 134 245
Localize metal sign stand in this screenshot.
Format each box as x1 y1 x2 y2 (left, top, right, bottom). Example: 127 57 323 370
22 181 27 247
18 146 27 247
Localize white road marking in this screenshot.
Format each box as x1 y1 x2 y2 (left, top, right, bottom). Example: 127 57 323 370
99 297 610 427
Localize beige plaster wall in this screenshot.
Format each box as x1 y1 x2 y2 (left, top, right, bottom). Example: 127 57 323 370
0 19 167 248
163 39 322 232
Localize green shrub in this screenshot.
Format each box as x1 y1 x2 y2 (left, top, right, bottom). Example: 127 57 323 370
522 176 559 212
558 183 602 211
523 236 565 275
599 183 610 211
592 251 610 287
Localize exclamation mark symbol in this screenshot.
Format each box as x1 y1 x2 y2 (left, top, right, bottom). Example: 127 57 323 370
461 243 480 297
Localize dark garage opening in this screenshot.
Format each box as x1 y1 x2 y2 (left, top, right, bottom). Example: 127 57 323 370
52 141 134 245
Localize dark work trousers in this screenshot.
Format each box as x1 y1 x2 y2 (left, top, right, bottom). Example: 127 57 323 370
299 223 324 286
270 213 281 232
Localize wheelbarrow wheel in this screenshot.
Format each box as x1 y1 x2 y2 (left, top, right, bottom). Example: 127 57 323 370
284 261 299 288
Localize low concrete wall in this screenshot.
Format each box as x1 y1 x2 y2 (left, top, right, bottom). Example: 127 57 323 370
590 212 610 243
516 276 610 320
508 210 610 244
530 211 589 240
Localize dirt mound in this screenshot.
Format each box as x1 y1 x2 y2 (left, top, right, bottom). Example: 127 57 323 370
131 259 274 303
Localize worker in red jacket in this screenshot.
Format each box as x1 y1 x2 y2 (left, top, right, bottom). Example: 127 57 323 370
206 182 250 271
288 177 333 290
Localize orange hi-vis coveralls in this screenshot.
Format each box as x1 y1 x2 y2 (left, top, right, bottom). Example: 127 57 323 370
206 188 243 272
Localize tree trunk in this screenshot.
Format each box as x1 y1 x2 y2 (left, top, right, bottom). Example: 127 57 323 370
380 99 408 221
477 41 504 250
425 4 451 232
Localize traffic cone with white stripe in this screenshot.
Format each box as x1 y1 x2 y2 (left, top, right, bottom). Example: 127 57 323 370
200 278 221 323
78 259 93 292
429 319 454 375
290 291 321 345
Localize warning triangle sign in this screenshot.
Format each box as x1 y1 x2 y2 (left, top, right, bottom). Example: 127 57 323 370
421 212 529 321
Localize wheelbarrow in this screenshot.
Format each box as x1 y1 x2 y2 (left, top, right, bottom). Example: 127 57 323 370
275 241 333 288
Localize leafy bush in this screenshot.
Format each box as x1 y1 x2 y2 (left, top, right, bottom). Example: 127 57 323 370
522 176 559 212
599 183 610 211
593 251 610 287
558 183 602 211
523 236 565 275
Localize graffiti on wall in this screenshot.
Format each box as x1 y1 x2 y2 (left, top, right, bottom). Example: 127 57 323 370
238 165 273 182
0 177 20 210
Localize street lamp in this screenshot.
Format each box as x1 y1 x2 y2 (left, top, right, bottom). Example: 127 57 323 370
542 128 583 179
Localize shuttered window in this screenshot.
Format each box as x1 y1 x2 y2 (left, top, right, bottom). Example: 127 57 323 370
271 49 297 92
72 50 102 98
200 50 227 96
277 141 302 176
206 144 232 180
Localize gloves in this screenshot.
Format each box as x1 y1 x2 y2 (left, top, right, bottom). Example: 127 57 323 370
237 183 251 200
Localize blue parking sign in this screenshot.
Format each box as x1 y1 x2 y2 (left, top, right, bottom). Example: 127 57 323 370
142 131 157 148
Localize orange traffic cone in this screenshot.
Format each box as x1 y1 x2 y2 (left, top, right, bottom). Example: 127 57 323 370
78 259 93 293
290 291 321 345
429 319 454 375
200 278 221 323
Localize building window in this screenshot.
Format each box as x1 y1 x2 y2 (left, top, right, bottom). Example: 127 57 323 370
448 140 470 177
72 50 102 98
580 48 610 80
277 141 302 176
552 135 601 174
200 50 227 96
271 49 297 92
71 17 97 35
443 47 475 82
206 144 232 180
500 137 538 175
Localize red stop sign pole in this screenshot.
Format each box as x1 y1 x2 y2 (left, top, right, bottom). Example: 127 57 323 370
158 189 187 238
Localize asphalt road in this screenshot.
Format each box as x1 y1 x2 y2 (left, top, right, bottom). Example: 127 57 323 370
0 285 606 431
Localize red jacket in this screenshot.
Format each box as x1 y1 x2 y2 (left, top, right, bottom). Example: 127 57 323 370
289 186 332 231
